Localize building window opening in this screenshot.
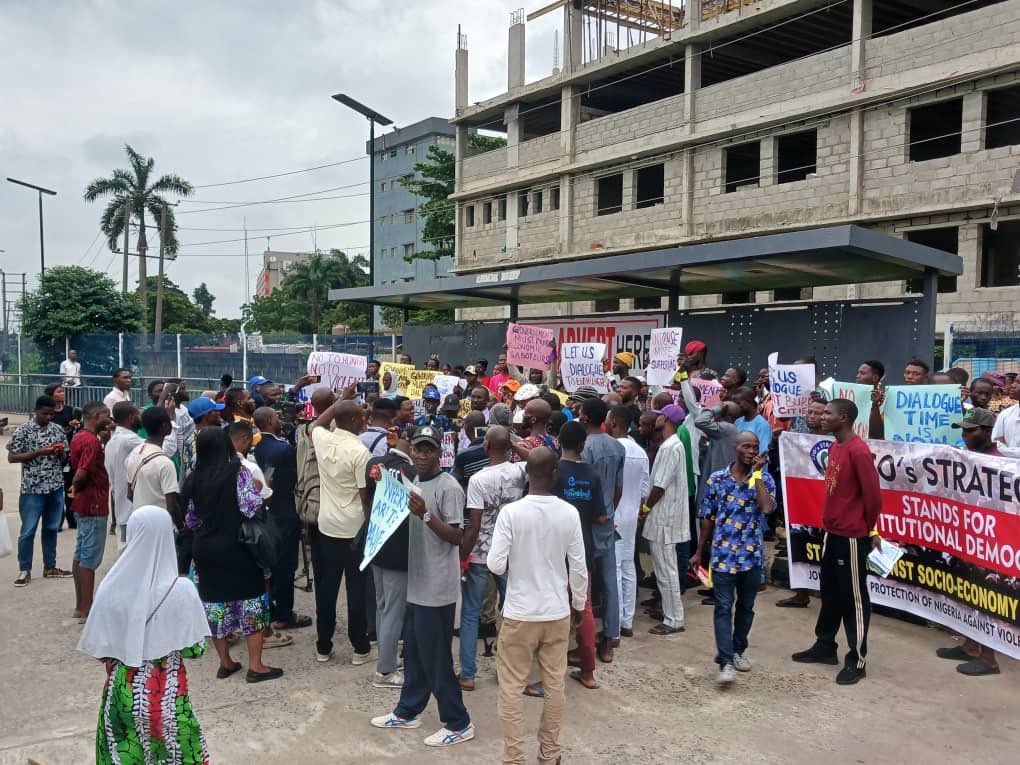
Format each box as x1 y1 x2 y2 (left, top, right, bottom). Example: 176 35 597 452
724 142 760 193
596 174 624 216
908 99 963 161
986 84 1020 149
550 186 560 211
776 130 817 184
906 227 959 293
981 221 1020 287
635 164 665 208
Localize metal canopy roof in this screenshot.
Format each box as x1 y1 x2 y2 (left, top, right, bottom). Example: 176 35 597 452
328 225 962 310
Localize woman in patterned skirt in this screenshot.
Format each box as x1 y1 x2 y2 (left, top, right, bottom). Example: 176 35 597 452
181 427 283 683
79 505 212 764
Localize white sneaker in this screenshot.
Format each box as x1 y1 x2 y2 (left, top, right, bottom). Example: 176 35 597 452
315 650 334 663
352 647 377 666
371 713 421 729
14 571 30 587
423 723 475 747
718 663 736 685
732 653 752 672
373 670 404 689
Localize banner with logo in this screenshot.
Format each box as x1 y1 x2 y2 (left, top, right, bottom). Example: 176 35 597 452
882 384 963 445
780 432 1020 659
359 468 411 571
647 328 683 386
506 323 556 371
560 342 609 393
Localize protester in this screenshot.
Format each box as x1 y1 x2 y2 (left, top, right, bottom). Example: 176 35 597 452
692 432 776 684
60 349 82 388
181 427 282 683
617 377 643 433
902 358 930 385
458 425 527 691
366 428 416 689
730 387 771 456
254 406 310 632
70 401 112 620
605 406 649 639
371 425 474 748
968 377 995 411
488 447 588 765
693 402 740 507
416 387 453 431
642 404 689 636
792 399 882 685
125 406 179 528
8 394 71 586
248 375 272 408
452 411 489 487
579 397 625 661
719 367 748 401
78 506 212 765
510 399 559 458
361 397 396 458
102 401 141 537
606 352 635 389
991 374 1020 456
310 399 374 665
101 369 132 412
296 388 334 527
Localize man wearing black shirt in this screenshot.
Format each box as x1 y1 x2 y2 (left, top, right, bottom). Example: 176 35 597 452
451 411 489 489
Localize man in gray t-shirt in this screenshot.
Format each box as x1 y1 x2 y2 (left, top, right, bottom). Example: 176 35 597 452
373 426 474 747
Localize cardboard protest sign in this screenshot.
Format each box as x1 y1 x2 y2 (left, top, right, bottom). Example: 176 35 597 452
440 431 456 469
882 384 963 445
379 362 415 394
767 352 815 418
780 433 1020 659
560 343 609 393
359 468 411 571
506 323 555 371
434 374 465 398
826 380 875 438
305 352 366 396
646 328 683 386
690 378 723 408
405 370 439 400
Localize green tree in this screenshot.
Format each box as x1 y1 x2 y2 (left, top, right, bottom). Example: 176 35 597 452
141 276 213 334
192 283 215 315
281 250 369 328
83 144 193 325
380 306 454 330
21 266 143 349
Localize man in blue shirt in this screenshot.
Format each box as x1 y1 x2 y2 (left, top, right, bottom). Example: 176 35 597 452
730 387 772 457
415 386 453 432
690 432 776 685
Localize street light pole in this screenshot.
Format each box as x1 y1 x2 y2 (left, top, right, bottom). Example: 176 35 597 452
6 177 56 279
331 94 393 362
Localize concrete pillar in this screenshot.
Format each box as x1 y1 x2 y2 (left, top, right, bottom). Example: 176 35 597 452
455 125 468 194
455 47 469 115
564 2 583 72
848 110 865 216
509 22 525 90
683 148 695 237
558 174 573 255
961 91 986 153
684 44 701 133
687 0 701 33
851 0 872 91
760 137 775 188
455 202 464 265
505 103 522 169
622 168 636 211
560 85 579 160
506 188 520 257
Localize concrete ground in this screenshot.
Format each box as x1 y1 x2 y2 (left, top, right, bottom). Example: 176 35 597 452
0 420 1017 764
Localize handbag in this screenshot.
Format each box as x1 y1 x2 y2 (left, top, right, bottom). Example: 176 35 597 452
0 511 12 558
237 506 281 570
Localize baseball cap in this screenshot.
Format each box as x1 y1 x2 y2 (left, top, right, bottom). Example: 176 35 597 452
188 396 225 419
684 340 707 355
500 379 521 393
248 375 270 388
465 365 478 375
411 425 441 448
423 388 441 401
514 383 541 402
440 394 461 414
658 403 687 425
567 385 601 402
953 408 996 429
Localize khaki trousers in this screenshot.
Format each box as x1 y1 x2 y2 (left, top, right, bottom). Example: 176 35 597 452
496 615 570 765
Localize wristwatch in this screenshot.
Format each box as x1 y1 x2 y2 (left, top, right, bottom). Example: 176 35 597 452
422 511 432 523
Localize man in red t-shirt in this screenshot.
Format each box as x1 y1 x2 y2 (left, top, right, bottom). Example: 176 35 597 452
792 398 881 685
70 401 112 621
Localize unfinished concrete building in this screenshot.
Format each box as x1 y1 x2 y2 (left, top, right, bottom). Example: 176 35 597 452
450 0 1020 332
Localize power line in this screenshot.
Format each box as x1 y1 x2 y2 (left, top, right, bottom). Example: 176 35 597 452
192 156 368 189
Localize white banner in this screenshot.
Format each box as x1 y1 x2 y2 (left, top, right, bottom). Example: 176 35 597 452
646 327 683 386
767 352 814 418
560 342 609 393
306 352 366 396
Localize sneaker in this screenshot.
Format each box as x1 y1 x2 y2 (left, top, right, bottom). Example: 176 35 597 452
423 724 475 747
717 663 736 685
352 647 377 666
732 653 752 672
373 670 404 689
371 713 421 729
835 665 866 685
956 659 1000 676
791 647 839 665
43 567 72 578
315 650 334 663
14 571 30 587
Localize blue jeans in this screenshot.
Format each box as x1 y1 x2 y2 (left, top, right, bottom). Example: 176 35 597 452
18 490 64 572
592 546 620 640
395 603 470 731
712 567 760 667
459 562 506 681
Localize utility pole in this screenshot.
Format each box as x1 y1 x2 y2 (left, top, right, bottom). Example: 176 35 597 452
20 274 26 334
137 219 148 332
2 270 7 338
122 202 130 293
244 216 249 308
155 204 167 342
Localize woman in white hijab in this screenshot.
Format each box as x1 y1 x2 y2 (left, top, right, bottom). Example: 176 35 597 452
79 506 211 765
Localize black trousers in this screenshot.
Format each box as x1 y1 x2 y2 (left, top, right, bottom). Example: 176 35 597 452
269 510 301 623
813 532 871 669
310 526 370 656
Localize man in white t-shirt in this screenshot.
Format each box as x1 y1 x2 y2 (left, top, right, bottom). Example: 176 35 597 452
458 425 527 690
991 376 1020 457
103 368 133 412
488 446 587 765
105 402 142 543
124 407 179 527
60 350 81 387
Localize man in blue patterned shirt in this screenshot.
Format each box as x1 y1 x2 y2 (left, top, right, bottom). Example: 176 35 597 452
690 431 776 685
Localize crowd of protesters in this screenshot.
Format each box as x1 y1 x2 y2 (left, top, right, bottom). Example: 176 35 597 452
5 342 1018 763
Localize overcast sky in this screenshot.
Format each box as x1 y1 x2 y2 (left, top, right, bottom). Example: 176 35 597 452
0 1 559 319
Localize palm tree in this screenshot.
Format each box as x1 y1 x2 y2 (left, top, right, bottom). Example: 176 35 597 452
283 250 369 328
83 145 193 337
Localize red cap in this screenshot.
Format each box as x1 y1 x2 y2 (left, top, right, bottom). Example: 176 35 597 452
685 340 707 355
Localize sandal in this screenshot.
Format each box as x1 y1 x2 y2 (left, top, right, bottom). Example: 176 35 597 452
522 682 545 698
272 614 313 630
569 670 600 690
216 661 242 679
262 631 294 649
458 677 475 691
648 623 685 635
776 596 809 608
935 646 971 661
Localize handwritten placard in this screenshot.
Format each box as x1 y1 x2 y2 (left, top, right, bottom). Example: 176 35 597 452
434 374 466 398
767 352 815 418
560 342 609 393
405 370 439 400
882 384 963 445
506 323 555 371
359 468 411 571
690 377 724 408
827 380 875 438
646 327 683 386
379 362 414 395
306 352 366 395
440 431 456 469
